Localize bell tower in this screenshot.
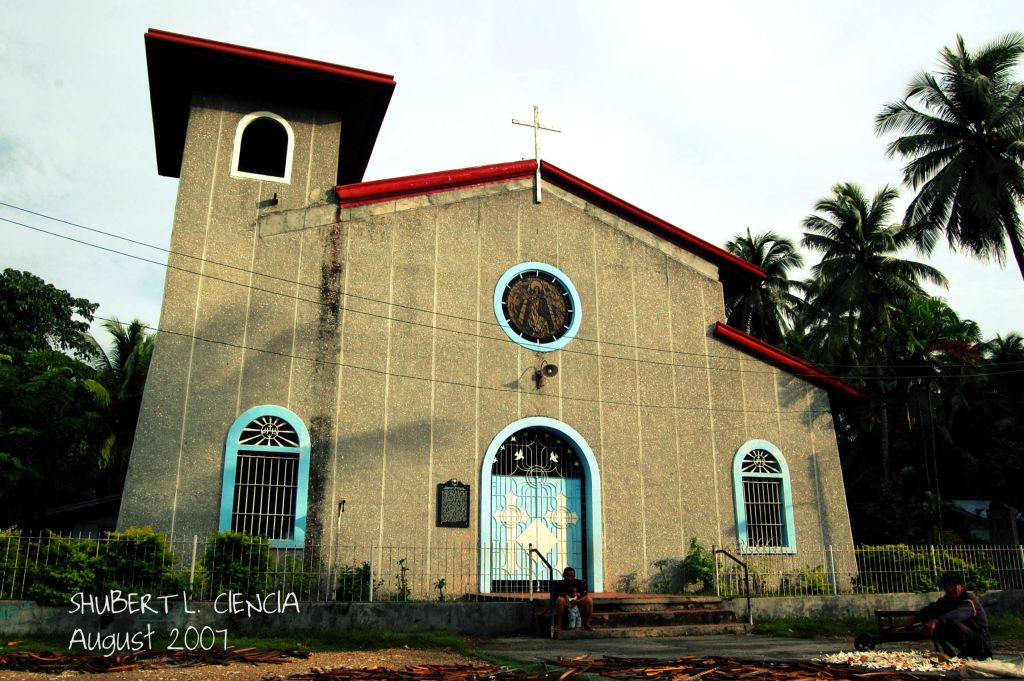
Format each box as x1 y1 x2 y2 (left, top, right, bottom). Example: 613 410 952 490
118 29 395 544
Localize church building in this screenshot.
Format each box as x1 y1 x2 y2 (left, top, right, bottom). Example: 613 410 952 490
118 29 861 593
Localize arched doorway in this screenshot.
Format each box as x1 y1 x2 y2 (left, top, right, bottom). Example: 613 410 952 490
479 417 603 592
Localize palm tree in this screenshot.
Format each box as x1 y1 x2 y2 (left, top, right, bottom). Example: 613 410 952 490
801 183 948 481
724 229 805 345
876 33 1024 282
801 182 948 349
85 317 154 490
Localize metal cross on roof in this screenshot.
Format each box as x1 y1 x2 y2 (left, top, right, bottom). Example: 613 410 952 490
512 105 560 202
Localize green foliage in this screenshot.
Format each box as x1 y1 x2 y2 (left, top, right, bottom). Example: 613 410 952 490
854 544 998 593
780 565 831 595
201 531 272 597
680 538 715 593
334 562 377 601
25 534 97 606
395 557 411 601
876 33 1024 282
724 229 806 345
0 269 97 358
93 526 176 594
650 539 716 594
433 577 447 602
0 349 107 526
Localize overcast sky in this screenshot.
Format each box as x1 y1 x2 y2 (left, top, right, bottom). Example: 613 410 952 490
2 1 1022 351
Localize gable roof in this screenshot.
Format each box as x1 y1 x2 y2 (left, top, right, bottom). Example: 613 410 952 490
144 29 396 185
336 159 767 295
713 322 865 400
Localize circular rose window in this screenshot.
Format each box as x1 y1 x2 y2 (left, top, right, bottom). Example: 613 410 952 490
493 262 582 351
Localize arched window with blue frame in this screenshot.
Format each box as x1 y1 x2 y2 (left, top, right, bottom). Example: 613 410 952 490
732 439 796 553
219 405 309 548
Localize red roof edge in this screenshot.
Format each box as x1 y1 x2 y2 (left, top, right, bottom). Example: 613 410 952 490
713 322 866 401
540 161 765 285
337 160 536 207
145 28 396 86
336 160 765 288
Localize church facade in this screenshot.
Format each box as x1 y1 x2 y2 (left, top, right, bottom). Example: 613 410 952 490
118 29 860 593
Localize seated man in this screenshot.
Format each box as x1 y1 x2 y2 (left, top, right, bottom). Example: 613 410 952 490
551 566 593 631
904 572 992 659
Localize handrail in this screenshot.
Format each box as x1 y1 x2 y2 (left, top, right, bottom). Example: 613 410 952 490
713 547 753 626
528 544 556 638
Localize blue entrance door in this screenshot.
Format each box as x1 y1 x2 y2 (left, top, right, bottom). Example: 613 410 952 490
488 428 586 590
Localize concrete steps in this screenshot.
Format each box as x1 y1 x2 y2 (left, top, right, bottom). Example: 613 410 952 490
512 592 748 639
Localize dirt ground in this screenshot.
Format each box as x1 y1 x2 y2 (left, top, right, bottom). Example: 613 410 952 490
0 648 478 681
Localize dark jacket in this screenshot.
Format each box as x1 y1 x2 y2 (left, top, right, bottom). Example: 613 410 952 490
915 590 992 656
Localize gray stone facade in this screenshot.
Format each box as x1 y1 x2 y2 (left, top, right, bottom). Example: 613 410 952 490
119 32 855 593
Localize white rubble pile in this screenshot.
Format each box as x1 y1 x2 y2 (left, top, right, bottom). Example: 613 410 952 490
816 650 966 673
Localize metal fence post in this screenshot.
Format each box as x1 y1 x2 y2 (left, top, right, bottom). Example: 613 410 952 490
1018 545 1024 590
828 545 838 595
712 544 720 597
189 535 198 589
369 545 375 602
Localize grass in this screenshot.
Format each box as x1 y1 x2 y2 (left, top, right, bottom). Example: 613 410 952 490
753 615 875 638
1 628 470 654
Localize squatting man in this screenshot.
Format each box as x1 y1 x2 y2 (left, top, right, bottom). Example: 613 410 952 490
903 572 992 659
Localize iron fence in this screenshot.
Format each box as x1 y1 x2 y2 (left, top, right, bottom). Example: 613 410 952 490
714 543 1024 597
0 533 562 603
2 532 1022 603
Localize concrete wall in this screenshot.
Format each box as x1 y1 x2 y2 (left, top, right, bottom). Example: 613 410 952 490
0 600 535 638
119 93 855 594
722 590 1024 620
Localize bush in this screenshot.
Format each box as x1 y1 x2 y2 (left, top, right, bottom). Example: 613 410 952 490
94 526 177 594
201 531 272 597
26 534 97 606
680 538 715 593
854 544 998 593
335 562 375 601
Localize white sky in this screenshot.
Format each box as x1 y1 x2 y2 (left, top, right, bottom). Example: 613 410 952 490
1 1 1022 348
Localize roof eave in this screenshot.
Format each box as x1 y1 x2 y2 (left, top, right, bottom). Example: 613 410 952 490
145 28 396 185
336 160 766 292
712 322 866 401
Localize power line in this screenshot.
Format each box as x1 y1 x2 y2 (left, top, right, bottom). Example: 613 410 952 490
4 203 1022 380
92 315 837 418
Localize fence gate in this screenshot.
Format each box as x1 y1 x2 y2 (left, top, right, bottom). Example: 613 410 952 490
489 427 586 591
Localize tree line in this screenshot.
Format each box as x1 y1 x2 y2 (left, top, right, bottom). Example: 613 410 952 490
724 33 1024 543
0 269 152 527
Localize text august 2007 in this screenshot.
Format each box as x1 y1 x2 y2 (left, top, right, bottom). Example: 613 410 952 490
66 590 301 656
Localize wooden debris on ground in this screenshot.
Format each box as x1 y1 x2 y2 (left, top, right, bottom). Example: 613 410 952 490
263 654 962 681
0 646 309 673
543 654 961 679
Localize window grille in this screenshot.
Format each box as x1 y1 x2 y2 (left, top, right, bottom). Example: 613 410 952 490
230 414 299 540
231 451 299 539
742 477 783 547
733 442 795 552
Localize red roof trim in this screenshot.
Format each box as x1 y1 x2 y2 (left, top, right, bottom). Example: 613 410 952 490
713 322 866 400
541 162 765 283
145 28 396 86
337 161 535 207
336 160 765 287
